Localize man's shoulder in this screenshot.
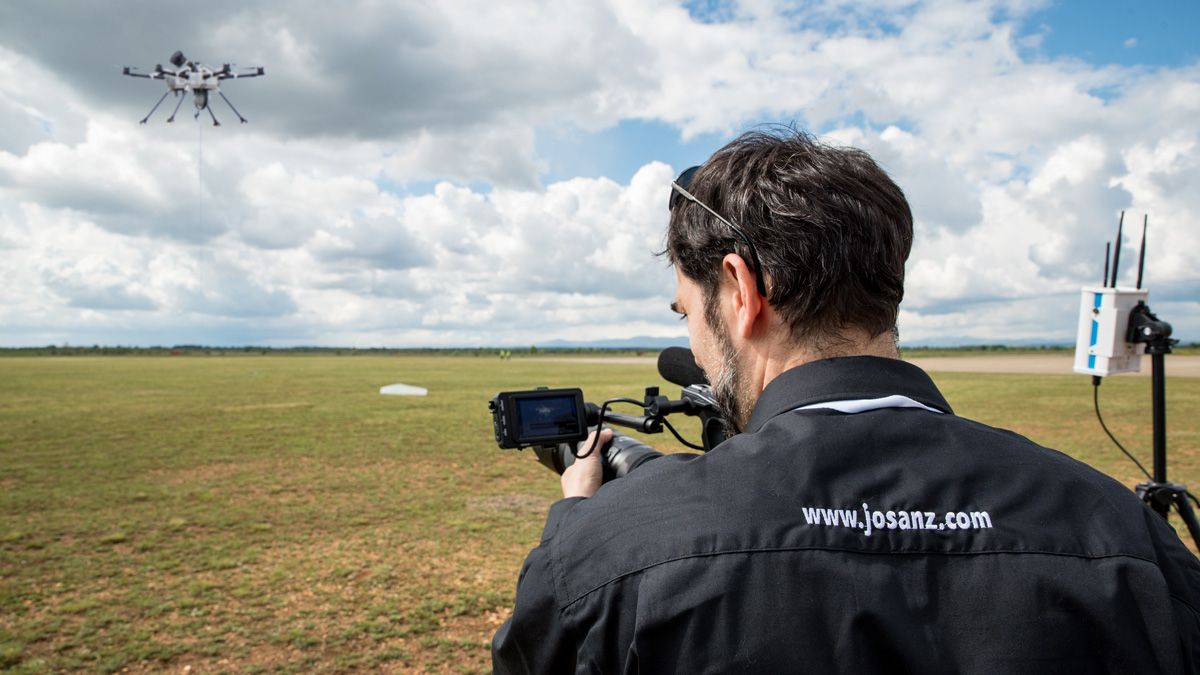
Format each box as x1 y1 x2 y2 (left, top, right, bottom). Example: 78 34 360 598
768 402 1131 497
541 451 748 602
822 409 1178 562
548 409 1180 602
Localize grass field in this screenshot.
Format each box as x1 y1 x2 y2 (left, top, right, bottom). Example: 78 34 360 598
1 355 1198 673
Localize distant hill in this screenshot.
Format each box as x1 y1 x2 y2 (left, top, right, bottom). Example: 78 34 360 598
900 337 1074 348
538 336 690 349
536 335 1076 350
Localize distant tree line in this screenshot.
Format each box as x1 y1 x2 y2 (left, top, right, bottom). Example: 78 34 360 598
0 345 652 357
2 343 1197 357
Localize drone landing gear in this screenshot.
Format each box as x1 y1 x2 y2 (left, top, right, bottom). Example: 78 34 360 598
167 93 185 123
140 90 171 124
219 91 248 124
203 105 220 127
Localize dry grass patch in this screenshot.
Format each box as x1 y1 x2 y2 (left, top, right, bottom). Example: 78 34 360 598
1 355 1195 671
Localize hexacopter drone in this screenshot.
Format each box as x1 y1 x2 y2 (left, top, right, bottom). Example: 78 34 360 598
122 50 264 126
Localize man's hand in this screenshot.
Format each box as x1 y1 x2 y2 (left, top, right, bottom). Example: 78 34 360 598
561 427 612 499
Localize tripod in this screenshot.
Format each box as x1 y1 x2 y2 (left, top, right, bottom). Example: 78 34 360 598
1127 302 1200 550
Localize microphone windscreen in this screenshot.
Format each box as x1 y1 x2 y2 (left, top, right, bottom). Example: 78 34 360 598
658 346 708 387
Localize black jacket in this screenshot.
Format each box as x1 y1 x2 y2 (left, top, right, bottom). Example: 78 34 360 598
493 357 1200 674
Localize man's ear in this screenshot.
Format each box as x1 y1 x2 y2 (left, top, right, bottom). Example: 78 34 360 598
720 253 764 339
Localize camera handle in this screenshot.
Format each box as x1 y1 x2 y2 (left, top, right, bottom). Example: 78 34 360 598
577 385 730 460
585 402 663 434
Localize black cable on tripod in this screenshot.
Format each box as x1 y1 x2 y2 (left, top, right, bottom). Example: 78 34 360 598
1093 376 1152 481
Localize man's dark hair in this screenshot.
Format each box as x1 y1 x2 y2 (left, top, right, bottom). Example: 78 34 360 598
665 128 913 345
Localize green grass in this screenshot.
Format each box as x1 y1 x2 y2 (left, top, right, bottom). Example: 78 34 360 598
0 355 1197 672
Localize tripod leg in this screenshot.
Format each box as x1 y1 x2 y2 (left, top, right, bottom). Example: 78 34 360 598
1173 491 1200 552
140 90 171 124
166 93 185 123
218 91 248 123
206 105 220 127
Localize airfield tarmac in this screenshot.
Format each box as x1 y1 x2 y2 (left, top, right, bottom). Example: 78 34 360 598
547 354 1200 377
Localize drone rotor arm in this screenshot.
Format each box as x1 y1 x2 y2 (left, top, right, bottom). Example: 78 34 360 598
218 66 265 80
137 67 180 81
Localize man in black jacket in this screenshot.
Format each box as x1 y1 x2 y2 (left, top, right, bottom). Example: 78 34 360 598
492 129 1200 673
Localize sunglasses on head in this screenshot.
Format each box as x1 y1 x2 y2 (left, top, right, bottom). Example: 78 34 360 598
669 166 768 298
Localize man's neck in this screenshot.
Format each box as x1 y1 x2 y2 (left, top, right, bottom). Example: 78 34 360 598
755 329 900 395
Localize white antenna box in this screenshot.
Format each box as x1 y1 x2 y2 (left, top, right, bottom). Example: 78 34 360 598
1073 287 1148 377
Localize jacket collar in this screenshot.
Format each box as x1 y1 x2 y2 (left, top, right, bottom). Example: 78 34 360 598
744 356 953 433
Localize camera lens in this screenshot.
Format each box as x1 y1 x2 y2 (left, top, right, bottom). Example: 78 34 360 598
535 430 663 481
603 433 663 479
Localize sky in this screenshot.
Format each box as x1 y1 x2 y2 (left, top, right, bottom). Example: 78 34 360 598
0 0 1197 348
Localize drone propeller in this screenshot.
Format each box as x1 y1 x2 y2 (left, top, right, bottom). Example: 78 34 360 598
122 66 160 80
215 63 266 80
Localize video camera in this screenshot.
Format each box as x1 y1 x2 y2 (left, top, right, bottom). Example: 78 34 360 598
488 347 730 481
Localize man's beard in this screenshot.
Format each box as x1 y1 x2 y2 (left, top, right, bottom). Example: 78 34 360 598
706 312 753 433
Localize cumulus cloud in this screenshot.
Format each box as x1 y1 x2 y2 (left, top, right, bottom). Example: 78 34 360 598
0 48 87 155
0 154 679 346
0 0 1197 346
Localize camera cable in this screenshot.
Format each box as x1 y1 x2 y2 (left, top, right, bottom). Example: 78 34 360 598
661 417 705 451
576 397 709 458
576 397 648 459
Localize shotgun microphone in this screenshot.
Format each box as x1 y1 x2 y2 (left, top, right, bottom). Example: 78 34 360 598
657 347 709 388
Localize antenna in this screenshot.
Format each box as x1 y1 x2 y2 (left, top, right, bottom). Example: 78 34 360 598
1136 215 1148 290
1110 211 1124 288
1103 241 1111 286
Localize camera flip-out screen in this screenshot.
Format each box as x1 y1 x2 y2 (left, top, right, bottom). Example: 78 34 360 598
490 388 588 449
516 395 581 438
